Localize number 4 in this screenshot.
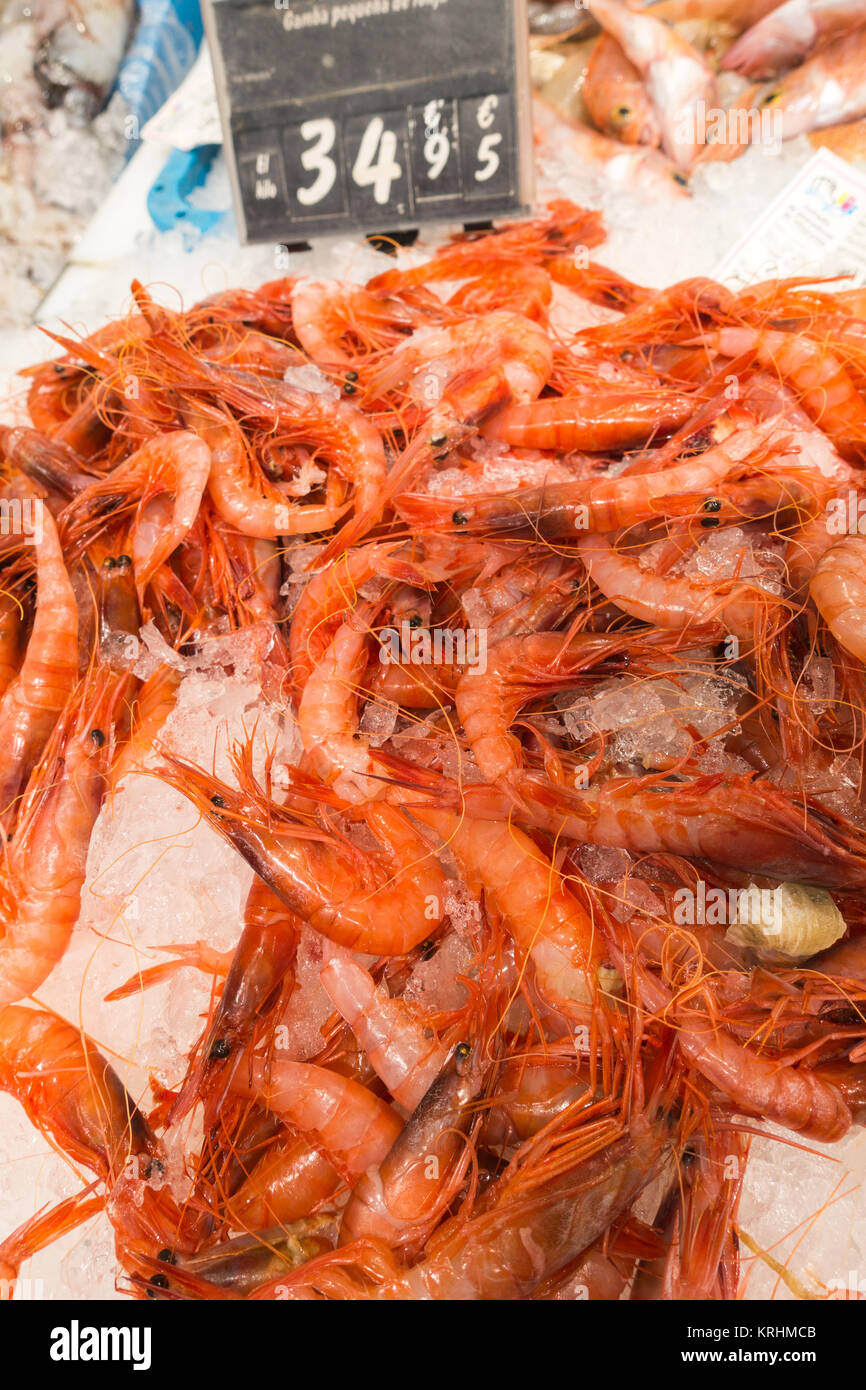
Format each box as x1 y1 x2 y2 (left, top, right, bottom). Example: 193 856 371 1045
352 117 402 206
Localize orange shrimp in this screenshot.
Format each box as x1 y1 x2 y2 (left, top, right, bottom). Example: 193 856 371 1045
456 629 682 785
231 1059 402 1181
159 753 449 955
700 326 866 459
227 1129 342 1232
0 1004 156 1177
320 957 449 1111
385 1113 671 1299
340 1041 489 1252
182 399 349 540
518 771 866 888
63 430 211 594
810 536 866 663
0 666 123 1002
0 504 78 826
479 387 698 452
413 808 604 1018
576 530 784 640
170 875 302 1122
635 960 851 1142
288 542 431 694
0 589 23 698
290 280 416 370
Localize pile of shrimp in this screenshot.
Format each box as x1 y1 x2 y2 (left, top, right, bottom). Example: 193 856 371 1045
4 195 866 1301
531 0 866 189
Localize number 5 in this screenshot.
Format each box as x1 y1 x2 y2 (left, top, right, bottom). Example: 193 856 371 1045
297 117 337 207
475 132 502 183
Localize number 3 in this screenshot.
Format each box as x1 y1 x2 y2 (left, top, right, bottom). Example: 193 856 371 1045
297 117 337 207
475 132 502 183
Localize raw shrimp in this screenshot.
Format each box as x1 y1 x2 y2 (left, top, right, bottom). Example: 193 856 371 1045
456 629 682 784
320 957 449 1111
723 0 866 75
811 536 866 662
159 753 449 954
297 604 381 794
228 1129 342 1232
0 589 23 697
0 1004 155 1177
288 542 430 694
576 531 784 640
386 1114 671 1298
586 0 718 172
0 665 123 1002
0 503 78 825
480 387 697 452
635 962 851 1141
64 430 211 593
698 326 866 458
340 1042 488 1251
231 1058 402 1180
582 31 661 145
183 400 349 540
290 280 416 370
170 875 302 1122
414 808 604 1016
518 772 866 888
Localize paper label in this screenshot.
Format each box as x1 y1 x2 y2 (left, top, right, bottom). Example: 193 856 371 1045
715 146 866 290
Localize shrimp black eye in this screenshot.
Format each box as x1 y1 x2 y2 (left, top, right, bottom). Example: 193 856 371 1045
343 381 356 396
455 1041 471 1060
90 728 105 747
102 556 117 570
615 106 631 118
210 1037 231 1060
157 1248 177 1265
702 498 722 513
142 1157 164 1181
672 172 689 187
701 516 720 528
345 370 359 382
116 555 132 570
452 511 468 526
408 613 423 628
418 937 436 960
147 1273 169 1298
761 90 780 107
211 794 226 808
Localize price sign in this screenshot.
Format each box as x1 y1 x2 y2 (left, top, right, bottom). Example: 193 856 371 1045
202 0 534 243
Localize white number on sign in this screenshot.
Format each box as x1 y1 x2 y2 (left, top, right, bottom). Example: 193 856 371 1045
352 116 402 205
475 131 502 183
423 130 450 181
297 117 337 207
477 95 499 131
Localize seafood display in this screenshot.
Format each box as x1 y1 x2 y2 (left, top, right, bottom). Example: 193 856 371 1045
1 196 866 1302
532 0 866 175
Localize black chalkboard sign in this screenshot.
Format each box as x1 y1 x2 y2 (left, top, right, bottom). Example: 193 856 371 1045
202 0 534 244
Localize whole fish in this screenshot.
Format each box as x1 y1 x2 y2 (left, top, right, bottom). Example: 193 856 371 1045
747 24 866 138
586 0 718 171
583 31 661 145
723 0 866 76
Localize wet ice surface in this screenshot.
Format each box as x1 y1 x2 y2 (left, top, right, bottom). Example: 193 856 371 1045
560 662 745 771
